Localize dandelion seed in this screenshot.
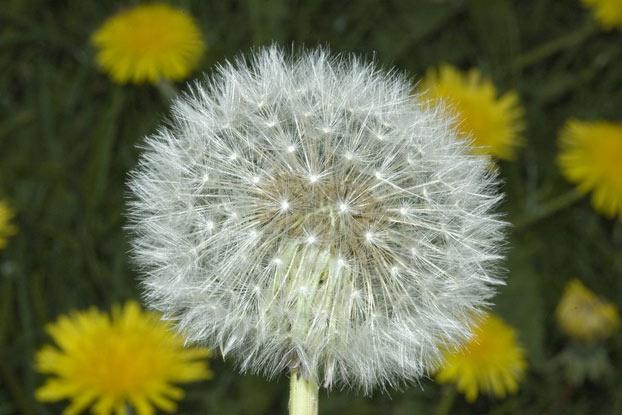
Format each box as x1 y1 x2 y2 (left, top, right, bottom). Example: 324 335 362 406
280 199 291 212
128 46 506 392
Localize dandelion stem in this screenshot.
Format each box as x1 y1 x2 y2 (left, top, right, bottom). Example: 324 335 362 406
513 188 584 229
435 386 457 415
289 369 318 415
156 79 178 102
511 21 597 71
0 357 35 415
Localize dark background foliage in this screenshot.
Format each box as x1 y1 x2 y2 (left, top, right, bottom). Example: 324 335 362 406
1 0 621 414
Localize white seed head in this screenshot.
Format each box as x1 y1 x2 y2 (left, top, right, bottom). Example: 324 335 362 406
127 46 506 392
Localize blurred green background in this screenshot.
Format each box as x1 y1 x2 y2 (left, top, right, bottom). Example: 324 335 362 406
1 0 621 414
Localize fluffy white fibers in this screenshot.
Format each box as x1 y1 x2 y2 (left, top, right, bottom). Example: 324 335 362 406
128 46 506 392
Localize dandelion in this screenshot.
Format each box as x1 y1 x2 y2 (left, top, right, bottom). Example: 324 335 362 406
128 47 506 411
558 120 622 218
35 301 211 415
91 4 205 84
582 0 622 30
0 200 17 249
556 279 619 343
421 65 524 160
436 313 526 402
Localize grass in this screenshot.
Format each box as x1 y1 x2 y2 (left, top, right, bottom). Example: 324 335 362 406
1 0 622 414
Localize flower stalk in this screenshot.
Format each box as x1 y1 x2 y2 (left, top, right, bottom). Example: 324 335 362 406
435 386 456 415
289 369 318 415
513 188 584 229
511 20 597 71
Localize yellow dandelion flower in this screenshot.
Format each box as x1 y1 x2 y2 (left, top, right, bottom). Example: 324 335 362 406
436 313 527 402
35 301 212 415
558 120 622 218
421 65 525 160
556 279 619 343
92 4 205 84
582 0 622 30
0 200 17 249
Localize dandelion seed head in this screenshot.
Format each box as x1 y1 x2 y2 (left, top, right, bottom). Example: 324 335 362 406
128 46 506 392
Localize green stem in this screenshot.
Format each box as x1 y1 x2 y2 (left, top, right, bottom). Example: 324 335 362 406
289 369 319 415
435 386 457 415
156 79 178 102
511 21 597 71
513 188 584 229
0 352 35 415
